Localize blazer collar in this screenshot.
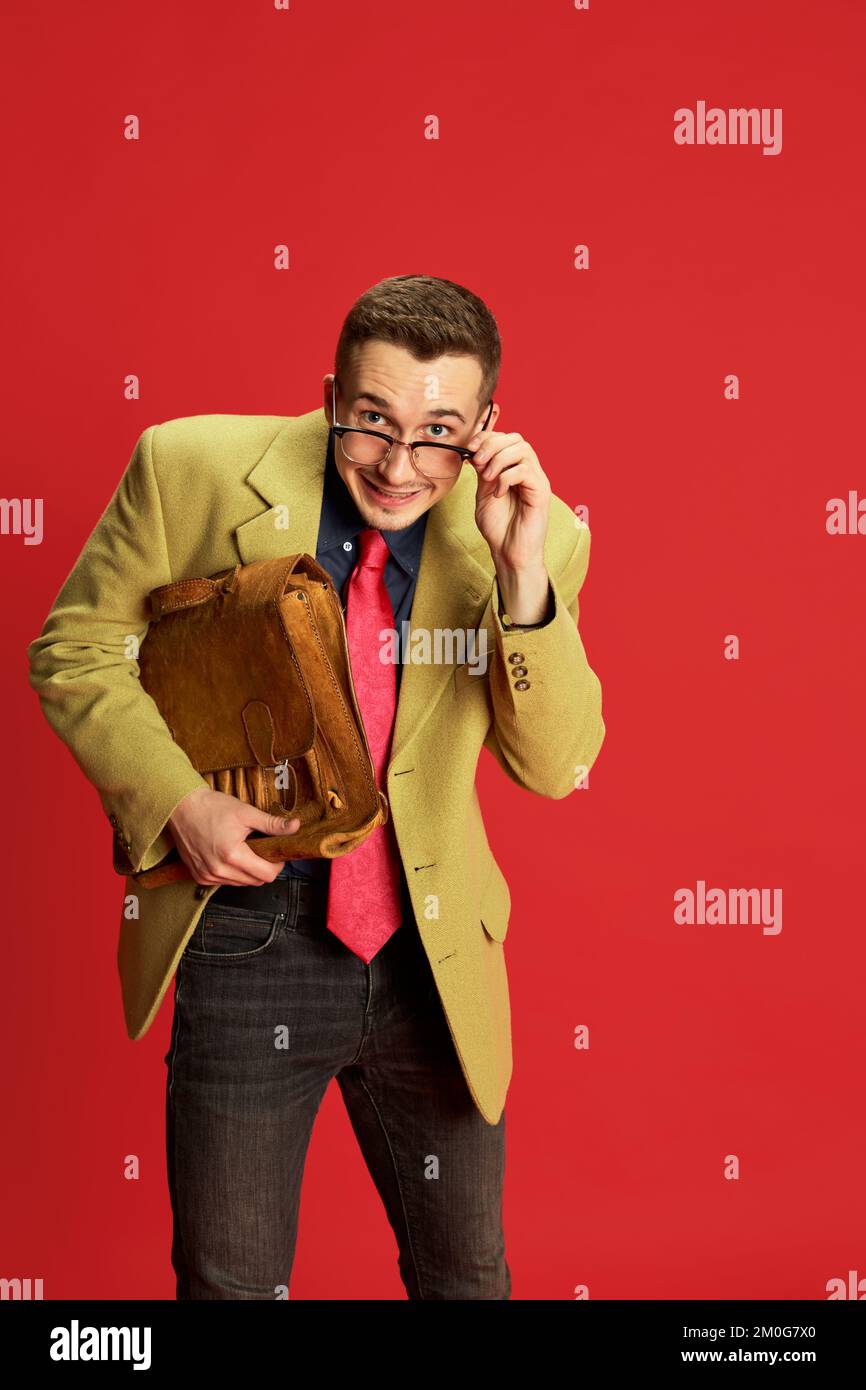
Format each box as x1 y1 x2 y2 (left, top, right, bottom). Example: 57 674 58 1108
235 408 496 765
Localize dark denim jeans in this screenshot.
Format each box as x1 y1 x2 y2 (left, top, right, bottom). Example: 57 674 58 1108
164 875 510 1300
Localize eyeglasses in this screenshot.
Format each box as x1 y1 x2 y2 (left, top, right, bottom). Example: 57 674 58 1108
329 376 495 480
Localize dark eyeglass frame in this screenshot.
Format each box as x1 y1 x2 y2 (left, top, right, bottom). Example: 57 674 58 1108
329 376 495 474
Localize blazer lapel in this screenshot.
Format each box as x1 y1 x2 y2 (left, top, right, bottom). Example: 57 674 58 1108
388 484 496 765
234 408 497 766
235 410 328 564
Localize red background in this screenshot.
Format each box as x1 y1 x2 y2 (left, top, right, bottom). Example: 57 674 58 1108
3 0 864 1299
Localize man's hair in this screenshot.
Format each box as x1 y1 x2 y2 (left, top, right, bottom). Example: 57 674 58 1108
334 274 501 414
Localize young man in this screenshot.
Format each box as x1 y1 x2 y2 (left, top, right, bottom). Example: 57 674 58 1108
27 274 605 1300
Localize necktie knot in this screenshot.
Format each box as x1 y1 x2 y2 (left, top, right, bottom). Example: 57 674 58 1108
358 527 389 572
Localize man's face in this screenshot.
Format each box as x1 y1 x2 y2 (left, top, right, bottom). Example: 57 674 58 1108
323 341 499 531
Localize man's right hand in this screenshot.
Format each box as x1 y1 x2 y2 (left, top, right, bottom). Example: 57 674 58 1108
167 786 301 887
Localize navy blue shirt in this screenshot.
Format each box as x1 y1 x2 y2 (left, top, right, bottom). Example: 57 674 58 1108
274 431 428 915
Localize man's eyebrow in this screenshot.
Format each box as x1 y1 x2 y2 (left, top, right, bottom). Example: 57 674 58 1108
350 392 467 424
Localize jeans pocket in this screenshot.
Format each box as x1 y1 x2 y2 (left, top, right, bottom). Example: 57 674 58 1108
184 906 284 961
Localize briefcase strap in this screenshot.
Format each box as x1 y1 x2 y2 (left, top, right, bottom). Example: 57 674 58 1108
149 568 239 620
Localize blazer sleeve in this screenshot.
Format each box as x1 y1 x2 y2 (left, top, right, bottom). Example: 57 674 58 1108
482 523 605 799
26 425 209 874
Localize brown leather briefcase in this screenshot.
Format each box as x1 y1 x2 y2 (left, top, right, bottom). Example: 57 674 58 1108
121 553 389 889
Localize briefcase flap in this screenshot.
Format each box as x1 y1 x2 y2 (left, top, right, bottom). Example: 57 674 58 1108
140 555 324 773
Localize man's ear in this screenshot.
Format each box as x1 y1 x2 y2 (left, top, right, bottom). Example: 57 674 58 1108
322 374 335 426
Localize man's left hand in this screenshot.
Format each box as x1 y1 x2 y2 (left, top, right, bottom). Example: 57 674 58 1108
468 429 551 569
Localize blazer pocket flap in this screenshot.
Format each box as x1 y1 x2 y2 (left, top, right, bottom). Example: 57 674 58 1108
454 660 490 694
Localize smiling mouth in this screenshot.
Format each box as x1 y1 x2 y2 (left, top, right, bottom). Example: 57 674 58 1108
360 476 427 500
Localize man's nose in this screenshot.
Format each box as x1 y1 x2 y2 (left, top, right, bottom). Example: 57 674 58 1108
375 441 423 485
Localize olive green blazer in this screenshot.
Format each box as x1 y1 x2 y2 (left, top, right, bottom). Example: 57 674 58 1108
27 408 604 1124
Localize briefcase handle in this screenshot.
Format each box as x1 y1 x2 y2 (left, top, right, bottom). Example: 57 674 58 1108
148 564 241 621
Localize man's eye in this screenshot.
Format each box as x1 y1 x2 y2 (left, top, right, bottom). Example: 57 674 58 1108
361 410 385 427
426 423 450 438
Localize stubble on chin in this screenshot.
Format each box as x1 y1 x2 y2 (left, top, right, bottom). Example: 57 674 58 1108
352 480 435 531
362 503 425 532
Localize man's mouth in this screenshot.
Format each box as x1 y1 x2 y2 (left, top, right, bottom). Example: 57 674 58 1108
360 476 428 507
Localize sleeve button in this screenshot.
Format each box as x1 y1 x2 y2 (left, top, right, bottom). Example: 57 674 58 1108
514 679 531 691
507 651 525 664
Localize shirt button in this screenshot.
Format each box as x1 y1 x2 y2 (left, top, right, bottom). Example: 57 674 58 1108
343 540 353 551
511 666 527 678
514 679 531 691
507 651 525 664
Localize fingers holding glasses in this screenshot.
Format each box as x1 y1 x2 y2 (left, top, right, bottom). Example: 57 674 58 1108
467 432 550 501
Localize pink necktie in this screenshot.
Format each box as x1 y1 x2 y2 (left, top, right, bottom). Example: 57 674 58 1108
325 528 403 961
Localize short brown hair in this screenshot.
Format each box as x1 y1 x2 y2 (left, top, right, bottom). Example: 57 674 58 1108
334 274 501 413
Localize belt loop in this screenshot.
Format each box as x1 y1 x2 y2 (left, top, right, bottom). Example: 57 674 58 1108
288 873 299 924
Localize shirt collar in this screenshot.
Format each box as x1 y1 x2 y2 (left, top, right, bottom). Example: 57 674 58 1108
317 430 428 578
